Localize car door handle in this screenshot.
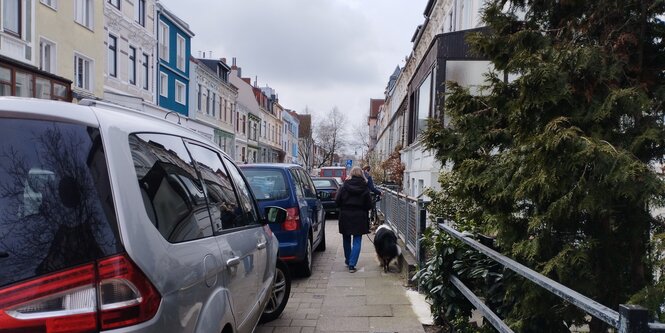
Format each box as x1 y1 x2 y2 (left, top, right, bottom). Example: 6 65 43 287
257 242 267 250
226 257 241 267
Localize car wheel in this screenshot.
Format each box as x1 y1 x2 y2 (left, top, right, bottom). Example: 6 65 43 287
315 223 326 252
299 237 313 277
260 259 291 323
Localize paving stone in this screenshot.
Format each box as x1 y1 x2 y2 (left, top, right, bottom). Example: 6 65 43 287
320 304 392 317
291 319 317 327
369 317 426 332
367 294 414 305
263 318 292 327
316 316 369 331
272 327 303 333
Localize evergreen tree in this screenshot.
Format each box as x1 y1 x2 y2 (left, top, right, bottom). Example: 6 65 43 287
424 1 665 331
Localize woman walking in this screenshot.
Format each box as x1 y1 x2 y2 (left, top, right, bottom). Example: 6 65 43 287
335 166 372 273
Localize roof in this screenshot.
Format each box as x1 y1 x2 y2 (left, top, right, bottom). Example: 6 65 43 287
369 99 384 119
157 2 195 37
198 58 231 73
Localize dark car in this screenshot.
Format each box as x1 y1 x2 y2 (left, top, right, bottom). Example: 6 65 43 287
240 164 327 277
312 177 340 217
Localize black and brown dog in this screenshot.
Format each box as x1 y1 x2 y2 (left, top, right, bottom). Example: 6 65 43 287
373 225 401 273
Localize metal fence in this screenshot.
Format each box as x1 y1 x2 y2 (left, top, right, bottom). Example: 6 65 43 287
437 219 665 333
376 186 426 263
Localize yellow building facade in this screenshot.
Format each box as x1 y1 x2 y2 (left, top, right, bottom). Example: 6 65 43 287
35 0 105 100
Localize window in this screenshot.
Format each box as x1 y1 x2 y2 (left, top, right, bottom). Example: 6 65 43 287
142 53 149 90
0 66 11 96
212 93 216 117
74 54 92 91
40 0 57 10
159 72 167 97
3 0 21 37
107 0 119 9
197 84 202 110
415 72 432 137
223 158 259 225
129 133 213 243
242 115 246 135
39 39 56 74
128 46 136 85
244 169 290 201
205 89 210 115
135 0 145 26
158 21 169 61
15 72 33 97
108 35 117 78
176 34 185 71
35 78 51 99
75 0 93 29
175 80 185 104
185 143 256 231
201 87 207 114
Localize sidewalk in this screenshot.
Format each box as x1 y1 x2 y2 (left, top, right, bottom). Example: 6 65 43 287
257 219 427 333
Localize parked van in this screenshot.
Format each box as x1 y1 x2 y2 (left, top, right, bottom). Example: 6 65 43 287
0 98 289 333
319 166 347 184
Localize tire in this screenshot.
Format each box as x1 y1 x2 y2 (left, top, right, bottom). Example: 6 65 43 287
298 237 313 277
315 222 326 252
260 259 291 323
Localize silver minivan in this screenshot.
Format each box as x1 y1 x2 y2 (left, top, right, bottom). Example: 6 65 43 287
0 98 288 332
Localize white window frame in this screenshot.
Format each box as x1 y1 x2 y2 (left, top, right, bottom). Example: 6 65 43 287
39 37 56 74
176 34 185 71
74 52 93 91
40 0 57 10
158 21 169 61
159 71 168 97
3 0 21 37
107 0 120 10
175 80 185 105
135 0 145 27
128 45 137 85
75 0 93 29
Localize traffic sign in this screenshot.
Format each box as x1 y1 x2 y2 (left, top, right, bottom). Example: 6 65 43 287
346 159 353 168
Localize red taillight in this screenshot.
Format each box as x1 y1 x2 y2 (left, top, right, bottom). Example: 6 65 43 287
0 254 161 333
98 255 160 330
283 207 300 231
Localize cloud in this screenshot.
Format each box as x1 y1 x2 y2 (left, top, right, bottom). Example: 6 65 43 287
159 0 427 141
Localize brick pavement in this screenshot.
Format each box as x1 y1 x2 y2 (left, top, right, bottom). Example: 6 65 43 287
256 219 426 333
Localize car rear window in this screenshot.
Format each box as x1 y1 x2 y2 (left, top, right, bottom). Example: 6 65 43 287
313 179 335 188
0 118 122 287
322 169 344 177
241 168 289 201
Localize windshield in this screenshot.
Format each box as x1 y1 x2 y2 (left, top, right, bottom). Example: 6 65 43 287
241 168 290 201
313 179 336 188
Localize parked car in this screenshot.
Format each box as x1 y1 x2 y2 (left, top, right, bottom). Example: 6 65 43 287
0 98 289 333
311 177 340 217
240 164 327 277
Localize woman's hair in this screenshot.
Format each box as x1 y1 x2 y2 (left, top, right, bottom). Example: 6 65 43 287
349 166 367 182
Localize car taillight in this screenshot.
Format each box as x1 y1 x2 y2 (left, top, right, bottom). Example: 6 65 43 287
283 207 300 231
0 254 161 333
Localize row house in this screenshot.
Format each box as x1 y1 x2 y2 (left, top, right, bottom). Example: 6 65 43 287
0 0 108 102
257 85 284 163
371 0 490 197
282 109 299 164
155 2 192 117
229 61 258 163
189 57 238 153
104 0 156 106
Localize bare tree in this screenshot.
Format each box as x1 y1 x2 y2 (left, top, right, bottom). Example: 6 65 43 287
314 107 346 168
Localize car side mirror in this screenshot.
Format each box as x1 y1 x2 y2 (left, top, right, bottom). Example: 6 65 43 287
264 206 287 224
317 191 331 200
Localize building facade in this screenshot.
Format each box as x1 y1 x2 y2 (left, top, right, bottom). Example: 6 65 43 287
257 85 284 163
104 0 156 105
372 0 491 197
196 57 237 156
229 61 259 163
283 109 299 164
156 2 193 116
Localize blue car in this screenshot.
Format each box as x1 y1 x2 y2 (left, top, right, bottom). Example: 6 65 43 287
240 164 326 276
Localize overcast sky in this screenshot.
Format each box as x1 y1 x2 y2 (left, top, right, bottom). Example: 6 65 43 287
159 0 428 147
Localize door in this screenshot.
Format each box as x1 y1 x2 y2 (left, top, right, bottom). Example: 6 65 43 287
129 133 221 332
293 168 324 246
185 142 264 331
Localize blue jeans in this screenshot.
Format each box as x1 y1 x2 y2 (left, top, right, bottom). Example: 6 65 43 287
342 234 362 268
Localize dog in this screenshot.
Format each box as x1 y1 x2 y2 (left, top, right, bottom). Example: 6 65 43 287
373 225 401 273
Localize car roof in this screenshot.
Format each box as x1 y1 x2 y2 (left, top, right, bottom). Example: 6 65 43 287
0 97 232 160
240 163 302 169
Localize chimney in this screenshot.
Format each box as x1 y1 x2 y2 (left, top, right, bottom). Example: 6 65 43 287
254 76 258 87
221 58 226 64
